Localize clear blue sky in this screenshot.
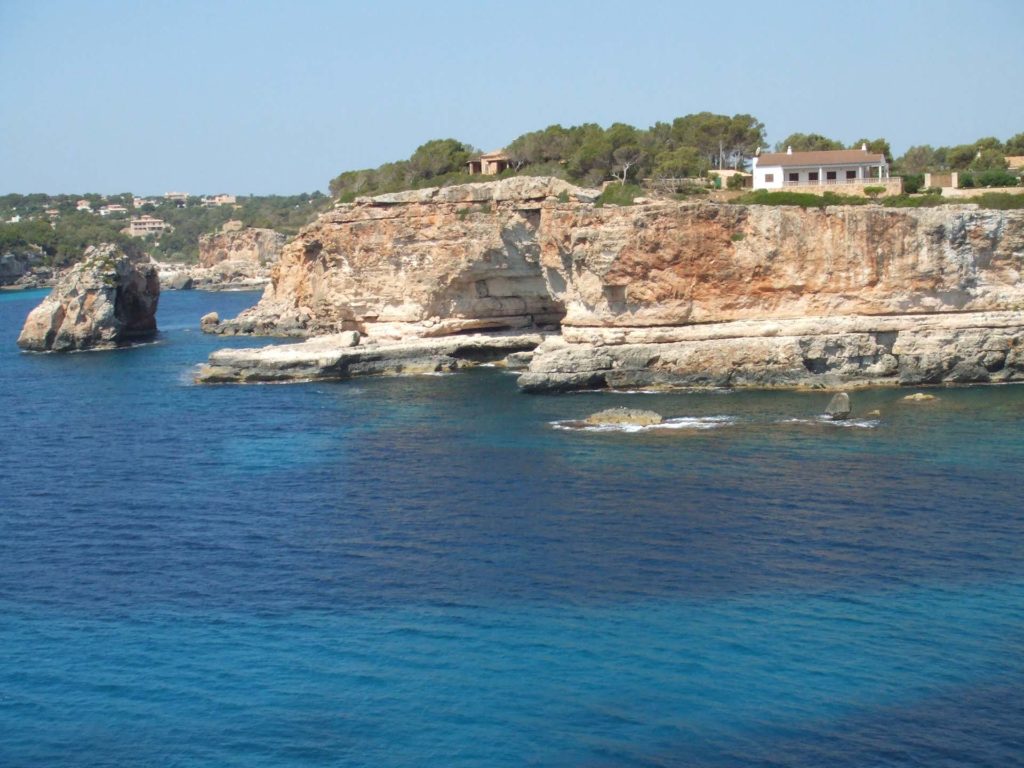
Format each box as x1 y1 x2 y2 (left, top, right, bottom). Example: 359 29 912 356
1 0 1022 195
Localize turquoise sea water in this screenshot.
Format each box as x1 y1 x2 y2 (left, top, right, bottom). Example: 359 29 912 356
1 289 1023 766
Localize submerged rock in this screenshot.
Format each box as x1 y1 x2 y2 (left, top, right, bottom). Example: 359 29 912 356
903 392 938 402
584 408 663 426
824 392 851 420
17 244 159 352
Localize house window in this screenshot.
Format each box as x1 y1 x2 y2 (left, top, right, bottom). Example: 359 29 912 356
789 172 799 182
846 170 857 179
765 173 774 183
826 171 837 181
808 172 819 182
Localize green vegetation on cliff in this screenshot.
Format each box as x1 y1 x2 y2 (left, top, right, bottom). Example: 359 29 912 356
329 113 767 199
329 119 1022 202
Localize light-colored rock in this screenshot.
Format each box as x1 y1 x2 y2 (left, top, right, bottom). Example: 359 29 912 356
195 332 543 384
193 177 1024 391
584 408 663 426
824 392 851 420
17 244 159 351
164 272 194 291
200 311 220 329
198 227 286 268
154 227 287 293
903 393 938 401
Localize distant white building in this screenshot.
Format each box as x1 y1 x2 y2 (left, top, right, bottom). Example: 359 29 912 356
752 145 893 192
201 194 237 207
99 204 128 216
76 199 92 212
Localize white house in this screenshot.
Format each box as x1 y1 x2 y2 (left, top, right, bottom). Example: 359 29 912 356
752 144 891 190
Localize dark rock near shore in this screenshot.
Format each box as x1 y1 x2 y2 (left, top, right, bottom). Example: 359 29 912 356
824 392 852 420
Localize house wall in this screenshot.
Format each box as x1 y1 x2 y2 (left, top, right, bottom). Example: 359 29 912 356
753 164 784 189
778 178 904 197
754 163 888 190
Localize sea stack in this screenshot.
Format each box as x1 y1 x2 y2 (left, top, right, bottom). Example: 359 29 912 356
17 243 160 352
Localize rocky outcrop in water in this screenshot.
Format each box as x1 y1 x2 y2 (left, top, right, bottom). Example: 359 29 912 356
197 178 1024 389
824 393 851 420
17 244 159 351
196 331 544 383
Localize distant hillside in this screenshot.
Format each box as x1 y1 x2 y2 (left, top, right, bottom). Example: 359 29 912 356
0 192 330 266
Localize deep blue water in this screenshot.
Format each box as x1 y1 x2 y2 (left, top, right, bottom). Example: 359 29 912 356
1 288 1023 767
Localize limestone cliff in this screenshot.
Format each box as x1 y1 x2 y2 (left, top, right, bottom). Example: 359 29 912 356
157 226 288 292
17 244 159 352
210 177 595 337
201 178 1024 390
198 226 286 268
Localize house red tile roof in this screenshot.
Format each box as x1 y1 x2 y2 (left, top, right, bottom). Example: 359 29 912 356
756 149 886 167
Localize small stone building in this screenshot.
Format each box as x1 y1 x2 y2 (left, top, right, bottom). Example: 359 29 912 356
466 150 510 176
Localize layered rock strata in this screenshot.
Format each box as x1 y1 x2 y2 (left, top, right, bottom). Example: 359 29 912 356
196 332 544 383
521 201 1024 390
207 177 595 337
198 225 287 268
17 244 159 351
198 178 1024 390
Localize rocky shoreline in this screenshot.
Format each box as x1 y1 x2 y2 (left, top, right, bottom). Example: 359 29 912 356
195 331 544 383
186 176 1024 391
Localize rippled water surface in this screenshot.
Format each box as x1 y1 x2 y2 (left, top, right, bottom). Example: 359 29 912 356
1 289 1023 767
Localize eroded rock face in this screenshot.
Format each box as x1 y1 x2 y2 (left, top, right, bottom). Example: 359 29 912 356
523 201 1024 391
198 178 1024 390
17 244 159 351
198 226 287 268
156 227 288 292
538 203 1024 327
210 177 596 338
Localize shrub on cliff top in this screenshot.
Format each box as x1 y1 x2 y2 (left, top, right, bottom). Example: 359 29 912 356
960 193 1024 209
902 174 924 194
880 194 946 208
595 183 643 207
734 190 867 208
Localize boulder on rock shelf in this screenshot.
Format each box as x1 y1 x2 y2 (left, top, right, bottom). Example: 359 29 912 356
164 272 194 291
200 311 220 329
17 244 159 352
584 407 663 426
824 392 851 420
